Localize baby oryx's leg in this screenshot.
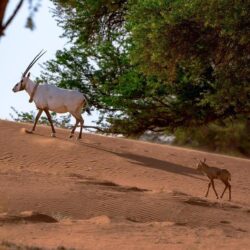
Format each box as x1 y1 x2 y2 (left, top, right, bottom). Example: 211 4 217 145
220 181 228 199
26 109 43 134
44 109 56 137
220 180 232 201
228 183 231 201
205 182 211 197
211 179 219 199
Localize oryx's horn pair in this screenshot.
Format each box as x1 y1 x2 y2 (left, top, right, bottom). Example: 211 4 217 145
23 50 47 77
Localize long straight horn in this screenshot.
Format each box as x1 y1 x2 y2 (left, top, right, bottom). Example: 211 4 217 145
22 50 47 77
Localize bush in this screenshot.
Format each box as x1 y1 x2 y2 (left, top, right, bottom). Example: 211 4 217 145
173 119 250 157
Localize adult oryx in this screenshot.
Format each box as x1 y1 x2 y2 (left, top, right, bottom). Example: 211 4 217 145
12 50 90 139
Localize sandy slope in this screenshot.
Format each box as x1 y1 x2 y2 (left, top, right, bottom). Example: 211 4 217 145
0 120 249 250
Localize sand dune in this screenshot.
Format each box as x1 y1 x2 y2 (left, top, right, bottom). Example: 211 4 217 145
0 120 249 250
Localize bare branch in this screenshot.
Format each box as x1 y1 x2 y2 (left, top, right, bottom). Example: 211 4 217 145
83 125 107 133
0 0 8 35
1 0 24 36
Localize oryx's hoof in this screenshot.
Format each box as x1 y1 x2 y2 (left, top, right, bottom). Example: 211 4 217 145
51 133 56 137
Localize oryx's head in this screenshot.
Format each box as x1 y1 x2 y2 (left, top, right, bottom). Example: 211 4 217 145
12 50 46 93
197 158 206 171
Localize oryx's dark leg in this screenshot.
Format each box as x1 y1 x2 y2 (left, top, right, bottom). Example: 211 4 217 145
71 112 84 139
27 109 43 133
44 109 56 136
78 117 84 139
69 117 79 138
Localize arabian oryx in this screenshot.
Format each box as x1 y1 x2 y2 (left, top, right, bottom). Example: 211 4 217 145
12 50 90 139
197 158 232 201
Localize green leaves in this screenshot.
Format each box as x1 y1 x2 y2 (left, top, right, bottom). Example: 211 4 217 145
42 0 249 137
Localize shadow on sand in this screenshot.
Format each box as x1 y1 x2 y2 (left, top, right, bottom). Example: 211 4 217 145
24 131 204 180
78 141 204 181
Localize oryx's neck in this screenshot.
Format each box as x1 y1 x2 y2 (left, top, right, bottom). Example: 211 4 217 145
24 79 36 97
201 163 209 171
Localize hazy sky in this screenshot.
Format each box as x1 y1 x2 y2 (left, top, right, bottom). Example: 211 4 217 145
0 0 95 126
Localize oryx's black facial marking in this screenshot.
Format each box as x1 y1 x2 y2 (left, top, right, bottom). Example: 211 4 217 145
19 79 26 91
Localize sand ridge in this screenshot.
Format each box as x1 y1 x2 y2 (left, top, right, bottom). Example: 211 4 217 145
0 120 250 250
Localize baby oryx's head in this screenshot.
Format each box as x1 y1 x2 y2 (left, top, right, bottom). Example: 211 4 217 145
197 158 206 171
12 50 46 93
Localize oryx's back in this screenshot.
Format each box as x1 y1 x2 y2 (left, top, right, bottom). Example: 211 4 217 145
221 169 231 181
212 167 231 181
35 84 85 113
198 162 231 182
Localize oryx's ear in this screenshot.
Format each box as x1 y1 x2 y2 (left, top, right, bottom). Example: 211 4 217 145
27 72 31 78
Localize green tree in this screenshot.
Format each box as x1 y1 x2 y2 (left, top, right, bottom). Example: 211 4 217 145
42 0 249 138
127 0 250 123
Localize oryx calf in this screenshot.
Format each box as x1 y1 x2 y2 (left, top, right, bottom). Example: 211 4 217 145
12 50 90 139
197 158 231 201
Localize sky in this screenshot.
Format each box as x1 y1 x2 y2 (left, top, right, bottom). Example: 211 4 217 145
0 0 95 126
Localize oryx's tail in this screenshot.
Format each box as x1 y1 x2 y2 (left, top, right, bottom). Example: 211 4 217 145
83 94 91 115
86 107 91 115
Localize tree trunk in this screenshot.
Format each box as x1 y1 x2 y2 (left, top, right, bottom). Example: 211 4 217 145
0 0 8 35
0 0 24 37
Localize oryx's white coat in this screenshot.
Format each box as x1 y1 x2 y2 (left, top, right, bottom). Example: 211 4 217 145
14 77 87 114
12 50 90 139
12 75 89 139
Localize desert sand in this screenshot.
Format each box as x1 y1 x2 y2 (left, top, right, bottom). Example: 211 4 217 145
0 119 249 250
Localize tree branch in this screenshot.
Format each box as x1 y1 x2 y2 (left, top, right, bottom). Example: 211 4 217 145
1 0 24 36
83 125 107 132
0 0 8 36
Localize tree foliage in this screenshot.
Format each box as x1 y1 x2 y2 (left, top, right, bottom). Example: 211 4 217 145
173 118 250 157
42 0 249 137
128 0 250 122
